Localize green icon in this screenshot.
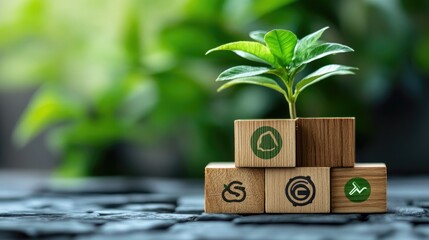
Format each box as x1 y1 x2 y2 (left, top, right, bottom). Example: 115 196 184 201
344 177 371 202
250 126 282 159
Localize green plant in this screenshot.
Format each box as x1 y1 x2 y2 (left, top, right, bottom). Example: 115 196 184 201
206 27 357 118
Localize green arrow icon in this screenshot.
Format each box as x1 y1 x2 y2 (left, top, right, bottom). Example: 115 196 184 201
344 177 371 202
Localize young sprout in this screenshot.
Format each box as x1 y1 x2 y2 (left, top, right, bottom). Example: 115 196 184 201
206 27 357 119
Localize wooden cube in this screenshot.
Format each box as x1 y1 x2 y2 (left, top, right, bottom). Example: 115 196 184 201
265 167 330 213
235 119 296 167
331 163 387 213
205 162 264 213
297 118 355 167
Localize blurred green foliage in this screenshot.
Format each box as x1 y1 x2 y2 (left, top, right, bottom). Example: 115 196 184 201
0 0 427 177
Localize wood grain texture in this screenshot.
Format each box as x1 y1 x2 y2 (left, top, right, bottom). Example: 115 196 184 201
205 162 264 213
297 118 355 167
265 167 330 213
235 119 296 167
331 163 387 213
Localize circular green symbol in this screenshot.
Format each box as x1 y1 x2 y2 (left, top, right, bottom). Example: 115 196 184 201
250 126 282 159
344 177 371 202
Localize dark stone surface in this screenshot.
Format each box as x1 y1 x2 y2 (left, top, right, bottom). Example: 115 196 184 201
0 220 95 237
412 200 429 209
394 207 427 216
174 205 204 214
100 219 176 234
415 225 429 237
175 195 205 214
196 213 241 221
234 213 362 225
0 175 426 239
122 203 176 213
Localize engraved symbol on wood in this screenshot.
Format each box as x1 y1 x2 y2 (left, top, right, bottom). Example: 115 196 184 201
285 176 316 207
257 131 278 152
250 126 283 159
222 181 246 203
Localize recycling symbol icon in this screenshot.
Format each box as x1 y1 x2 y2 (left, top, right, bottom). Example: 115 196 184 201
250 126 282 159
257 131 279 152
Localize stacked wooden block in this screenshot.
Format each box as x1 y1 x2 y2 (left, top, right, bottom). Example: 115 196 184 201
205 118 387 213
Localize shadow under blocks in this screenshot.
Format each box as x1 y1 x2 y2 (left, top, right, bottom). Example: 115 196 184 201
204 118 387 213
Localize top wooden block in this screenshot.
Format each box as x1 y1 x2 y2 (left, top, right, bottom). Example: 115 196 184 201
235 119 296 167
297 118 355 167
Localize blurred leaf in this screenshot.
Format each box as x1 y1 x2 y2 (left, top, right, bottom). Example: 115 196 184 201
264 29 297 65
206 41 278 66
14 85 83 147
142 71 208 141
55 148 95 177
63 119 125 144
295 64 357 93
249 30 267 44
47 117 126 157
216 65 271 81
251 0 295 18
96 73 157 122
118 76 158 124
223 0 295 26
0 41 55 89
218 76 286 95
231 87 276 118
122 5 142 68
184 0 224 23
161 24 219 57
414 34 429 74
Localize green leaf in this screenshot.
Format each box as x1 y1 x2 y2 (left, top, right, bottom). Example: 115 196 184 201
217 76 286 95
249 30 267 44
294 26 329 58
206 41 277 66
264 29 297 65
217 65 271 81
295 64 357 93
295 42 354 66
234 51 271 65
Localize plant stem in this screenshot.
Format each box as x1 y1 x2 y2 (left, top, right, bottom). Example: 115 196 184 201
281 70 297 119
288 98 297 119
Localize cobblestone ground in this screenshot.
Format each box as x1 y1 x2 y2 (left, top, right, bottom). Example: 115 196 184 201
0 176 427 239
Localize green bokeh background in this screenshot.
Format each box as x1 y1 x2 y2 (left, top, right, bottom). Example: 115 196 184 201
0 0 428 177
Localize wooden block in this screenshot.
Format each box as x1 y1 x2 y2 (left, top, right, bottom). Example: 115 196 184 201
235 119 296 167
205 162 264 213
265 167 330 213
331 163 387 213
297 118 355 167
